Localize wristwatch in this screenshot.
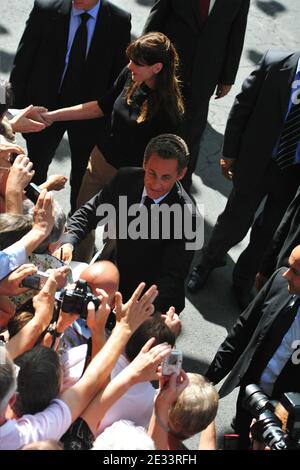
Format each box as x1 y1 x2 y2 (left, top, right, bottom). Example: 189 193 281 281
46 323 62 338
46 323 62 348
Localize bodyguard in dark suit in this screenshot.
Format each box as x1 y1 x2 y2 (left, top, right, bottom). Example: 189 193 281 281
188 50 300 308
257 185 300 287
205 245 300 448
143 0 250 187
10 0 131 211
57 134 198 313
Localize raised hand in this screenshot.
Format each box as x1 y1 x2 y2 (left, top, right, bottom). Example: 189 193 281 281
114 282 158 334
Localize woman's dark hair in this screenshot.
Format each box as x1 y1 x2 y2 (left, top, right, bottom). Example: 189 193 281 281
125 32 184 125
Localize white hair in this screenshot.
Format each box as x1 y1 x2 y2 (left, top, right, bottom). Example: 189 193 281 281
92 420 155 450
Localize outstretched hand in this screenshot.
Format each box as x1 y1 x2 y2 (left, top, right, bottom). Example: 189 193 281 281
9 105 49 133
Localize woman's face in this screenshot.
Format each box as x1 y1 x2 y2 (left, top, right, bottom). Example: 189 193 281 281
127 60 162 88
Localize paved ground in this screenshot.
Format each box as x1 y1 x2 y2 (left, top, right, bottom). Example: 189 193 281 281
1 0 300 450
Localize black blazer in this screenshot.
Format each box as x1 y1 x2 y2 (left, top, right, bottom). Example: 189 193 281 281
260 186 300 278
223 50 300 193
205 268 300 399
10 0 131 109
143 0 250 103
62 167 196 312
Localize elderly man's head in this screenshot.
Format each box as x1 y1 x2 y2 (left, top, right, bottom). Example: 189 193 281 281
80 261 119 307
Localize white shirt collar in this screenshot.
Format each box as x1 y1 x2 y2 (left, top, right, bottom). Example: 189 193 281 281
141 187 170 205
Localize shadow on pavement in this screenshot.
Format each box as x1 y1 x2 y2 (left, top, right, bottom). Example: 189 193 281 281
247 49 264 65
0 50 14 74
256 0 287 17
0 24 9 34
194 122 232 199
52 136 71 162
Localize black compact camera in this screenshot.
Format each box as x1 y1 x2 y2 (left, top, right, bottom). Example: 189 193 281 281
25 182 41 203
59 279 100 319
243 384 300 450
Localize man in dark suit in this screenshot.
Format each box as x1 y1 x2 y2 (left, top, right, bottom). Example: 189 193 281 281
188 50 300 308
205 245 300 448
256 185 300 290
56 134 198 313
143 0 250 188
10 0 131 211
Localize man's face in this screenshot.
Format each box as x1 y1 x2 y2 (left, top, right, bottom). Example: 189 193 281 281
283 253 300 294
143 153 186 200
73 0 99 10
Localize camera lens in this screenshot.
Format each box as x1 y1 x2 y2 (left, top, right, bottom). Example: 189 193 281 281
244 384 270 418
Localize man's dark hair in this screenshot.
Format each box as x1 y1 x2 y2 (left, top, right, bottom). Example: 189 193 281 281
144 133 189 174
125 314 175 362
13 345 61 417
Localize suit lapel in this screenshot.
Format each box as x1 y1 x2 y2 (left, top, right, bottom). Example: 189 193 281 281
278 52 300 115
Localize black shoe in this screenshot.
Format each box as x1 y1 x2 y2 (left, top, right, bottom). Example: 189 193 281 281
187 264 213 292
232 285 254 311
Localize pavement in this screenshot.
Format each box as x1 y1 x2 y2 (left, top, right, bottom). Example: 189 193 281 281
1 0 300 450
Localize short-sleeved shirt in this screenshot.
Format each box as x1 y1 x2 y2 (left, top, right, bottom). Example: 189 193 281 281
0 399 72 450
97 68 180 169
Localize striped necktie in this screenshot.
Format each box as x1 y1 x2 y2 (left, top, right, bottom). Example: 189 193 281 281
274 91 300 170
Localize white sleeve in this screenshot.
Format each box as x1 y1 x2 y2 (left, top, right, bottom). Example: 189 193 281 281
15 399 72 448
0 247 27 281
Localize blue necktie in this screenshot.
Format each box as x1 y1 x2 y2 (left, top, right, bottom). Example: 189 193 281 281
274 89 300 170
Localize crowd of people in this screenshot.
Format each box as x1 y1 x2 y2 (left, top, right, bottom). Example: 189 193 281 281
0 0 299 451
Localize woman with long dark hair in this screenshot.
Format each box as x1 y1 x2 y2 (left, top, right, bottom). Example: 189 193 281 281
43 32 184 208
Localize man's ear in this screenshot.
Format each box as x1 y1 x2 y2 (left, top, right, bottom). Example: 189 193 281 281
143 159 147 171
177 167 187 181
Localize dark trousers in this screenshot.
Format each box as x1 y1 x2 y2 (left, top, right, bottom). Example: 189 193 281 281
24 119 100 212
203 161 300 290
181 99 209 189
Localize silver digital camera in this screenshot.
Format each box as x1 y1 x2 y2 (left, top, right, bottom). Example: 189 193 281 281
161 349 183 376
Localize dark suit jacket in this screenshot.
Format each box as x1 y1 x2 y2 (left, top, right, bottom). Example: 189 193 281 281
10 0 131 109
260 186 300 278
62 167 196 313
223 50 300 194
205 268 300 400
143 0 249 105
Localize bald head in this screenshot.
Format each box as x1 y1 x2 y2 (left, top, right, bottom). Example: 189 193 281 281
80 261 120 307
290 246 300 266
283 245 300 295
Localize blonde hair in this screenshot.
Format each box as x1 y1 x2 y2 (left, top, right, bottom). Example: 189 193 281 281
169 373 219 438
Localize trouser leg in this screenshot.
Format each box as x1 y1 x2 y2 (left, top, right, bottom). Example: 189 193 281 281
67 120 99 214
24 123 65 184
181 102 209 190
202 187 264 267
73 145 117 262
